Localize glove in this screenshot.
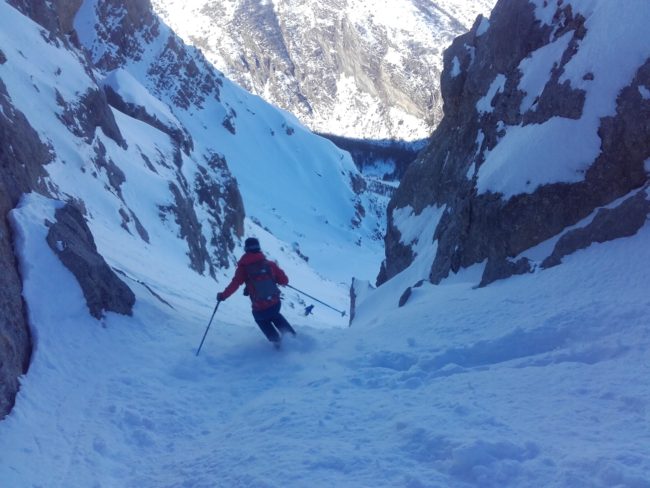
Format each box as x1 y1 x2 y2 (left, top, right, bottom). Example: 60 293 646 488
243 286 249 296
217 292 225 302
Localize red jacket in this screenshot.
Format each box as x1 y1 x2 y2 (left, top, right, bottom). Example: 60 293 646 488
220 252 289 310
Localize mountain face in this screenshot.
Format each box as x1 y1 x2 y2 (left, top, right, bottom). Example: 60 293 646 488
0 0 383 417
379 0 650 289
150 0 495 142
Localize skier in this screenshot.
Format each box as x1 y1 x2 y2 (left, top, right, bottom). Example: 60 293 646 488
217 237 296 347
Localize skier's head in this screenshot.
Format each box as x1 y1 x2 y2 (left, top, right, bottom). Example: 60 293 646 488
244 237 261 253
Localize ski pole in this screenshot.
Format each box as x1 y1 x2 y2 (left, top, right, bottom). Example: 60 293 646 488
285 284 346 317
196 301 220 356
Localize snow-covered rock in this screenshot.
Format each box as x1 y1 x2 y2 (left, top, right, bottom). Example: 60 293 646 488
380 0 650 288
0 0 384 416
151 0 495 141
45 202 136 319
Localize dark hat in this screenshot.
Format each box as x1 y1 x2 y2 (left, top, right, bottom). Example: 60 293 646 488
244 237 261 253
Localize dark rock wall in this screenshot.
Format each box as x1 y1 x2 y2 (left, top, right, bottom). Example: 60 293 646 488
46 204 136 319
381 0 650 287
0 78 52 418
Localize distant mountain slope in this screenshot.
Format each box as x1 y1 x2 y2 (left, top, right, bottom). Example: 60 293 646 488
151 0 495 141
380 0 650 289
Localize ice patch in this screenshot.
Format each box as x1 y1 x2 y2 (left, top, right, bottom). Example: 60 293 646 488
466 162 476 180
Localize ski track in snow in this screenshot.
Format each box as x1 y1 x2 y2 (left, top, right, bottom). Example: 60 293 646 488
2 197 650 487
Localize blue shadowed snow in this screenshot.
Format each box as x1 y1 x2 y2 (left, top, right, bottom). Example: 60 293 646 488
2 191 650 487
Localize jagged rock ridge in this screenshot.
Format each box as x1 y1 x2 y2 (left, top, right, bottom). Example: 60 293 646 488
380 0 650 289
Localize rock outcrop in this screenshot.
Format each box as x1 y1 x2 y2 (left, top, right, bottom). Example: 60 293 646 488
380 0 650 288
0 77 52 417
46 204 136 319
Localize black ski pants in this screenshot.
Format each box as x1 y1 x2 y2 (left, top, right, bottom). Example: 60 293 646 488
252 302 296 343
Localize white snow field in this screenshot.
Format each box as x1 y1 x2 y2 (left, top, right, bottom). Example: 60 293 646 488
2 190 649 487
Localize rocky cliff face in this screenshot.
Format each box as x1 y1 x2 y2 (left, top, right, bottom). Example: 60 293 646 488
151 0 495 141
0 0 248 417
1 0 123 417
380 0 650 288
0 75 52 418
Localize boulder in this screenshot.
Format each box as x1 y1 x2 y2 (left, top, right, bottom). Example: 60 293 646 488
46 204 135 319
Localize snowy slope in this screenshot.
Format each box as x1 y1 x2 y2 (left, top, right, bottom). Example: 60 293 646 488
73 0 386 285
151 0 496 141
1 177 649 487
2 0 648 486
0 0 391 418
0 0 386 319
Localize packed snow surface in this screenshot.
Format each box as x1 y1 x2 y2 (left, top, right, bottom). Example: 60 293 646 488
2 190 650 487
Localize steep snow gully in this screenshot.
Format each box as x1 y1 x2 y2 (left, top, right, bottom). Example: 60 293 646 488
1 0 650 486
2 192 650 487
